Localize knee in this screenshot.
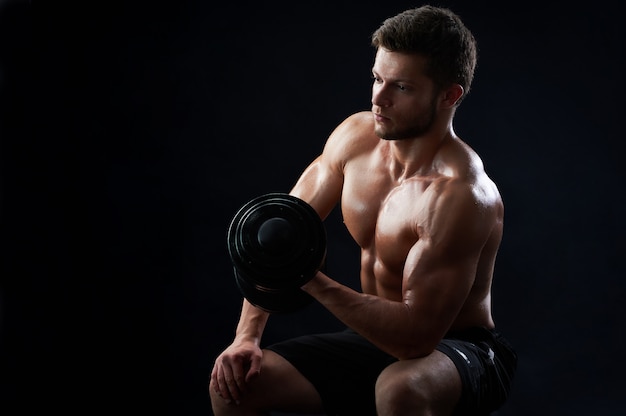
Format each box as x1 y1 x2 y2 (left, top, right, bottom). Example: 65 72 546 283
375 366 429 414
209 380 240 416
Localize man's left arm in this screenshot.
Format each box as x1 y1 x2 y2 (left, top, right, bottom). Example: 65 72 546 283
302 181 496 359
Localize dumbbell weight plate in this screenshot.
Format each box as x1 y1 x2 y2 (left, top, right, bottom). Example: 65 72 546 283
227 193 326 312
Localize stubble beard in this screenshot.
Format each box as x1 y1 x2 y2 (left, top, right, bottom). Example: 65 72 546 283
376 98 438 141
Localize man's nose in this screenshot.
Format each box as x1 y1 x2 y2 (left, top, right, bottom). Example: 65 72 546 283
371 85 391 108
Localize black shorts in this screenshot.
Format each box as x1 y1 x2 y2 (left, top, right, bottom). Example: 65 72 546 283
265 327 517 416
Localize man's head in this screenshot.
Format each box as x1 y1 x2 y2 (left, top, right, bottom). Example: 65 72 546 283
371 5 477 106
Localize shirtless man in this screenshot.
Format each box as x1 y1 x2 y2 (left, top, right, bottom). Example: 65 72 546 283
210 5 517 416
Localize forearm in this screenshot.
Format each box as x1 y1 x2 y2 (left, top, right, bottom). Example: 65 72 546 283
301 272 436 359
234 299 270 344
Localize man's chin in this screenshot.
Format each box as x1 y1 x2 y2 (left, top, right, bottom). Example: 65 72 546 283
374 126 391 140
375 128 399 141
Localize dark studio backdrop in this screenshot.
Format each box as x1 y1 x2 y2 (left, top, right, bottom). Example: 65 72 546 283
1 0 624 415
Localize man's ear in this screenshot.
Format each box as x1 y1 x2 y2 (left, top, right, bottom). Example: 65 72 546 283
440 84 464 108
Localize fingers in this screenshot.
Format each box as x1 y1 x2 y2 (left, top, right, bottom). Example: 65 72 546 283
214 364 239 404
227 364 248 403
210 356 250 405
210 366 223 397
245 354 262 383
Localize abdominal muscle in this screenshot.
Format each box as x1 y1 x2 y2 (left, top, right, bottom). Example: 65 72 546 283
359 250 404 301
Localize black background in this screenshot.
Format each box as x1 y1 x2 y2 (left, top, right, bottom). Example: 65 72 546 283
1 0 624 415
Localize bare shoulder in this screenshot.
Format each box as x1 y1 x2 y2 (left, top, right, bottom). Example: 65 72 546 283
438 137 501 203
328 111 378 148
338 110 376 131
424 139 503 245
323 111 379 164
464 142 502 208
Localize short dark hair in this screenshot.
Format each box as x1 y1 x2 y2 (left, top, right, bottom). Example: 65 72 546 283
371 5 477 105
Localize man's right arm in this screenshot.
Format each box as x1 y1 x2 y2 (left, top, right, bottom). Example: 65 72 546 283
210 299 269 403
211 111 370 401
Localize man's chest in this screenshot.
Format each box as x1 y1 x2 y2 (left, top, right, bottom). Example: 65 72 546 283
340 174 432 249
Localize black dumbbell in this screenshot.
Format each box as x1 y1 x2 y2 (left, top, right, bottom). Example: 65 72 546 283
227 193 326 313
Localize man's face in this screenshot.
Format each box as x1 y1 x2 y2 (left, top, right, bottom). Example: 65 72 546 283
371 48 440 140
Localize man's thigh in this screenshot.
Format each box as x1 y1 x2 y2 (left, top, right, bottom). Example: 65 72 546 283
376 350 462 415
212 349 324 414
265 329 397 415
